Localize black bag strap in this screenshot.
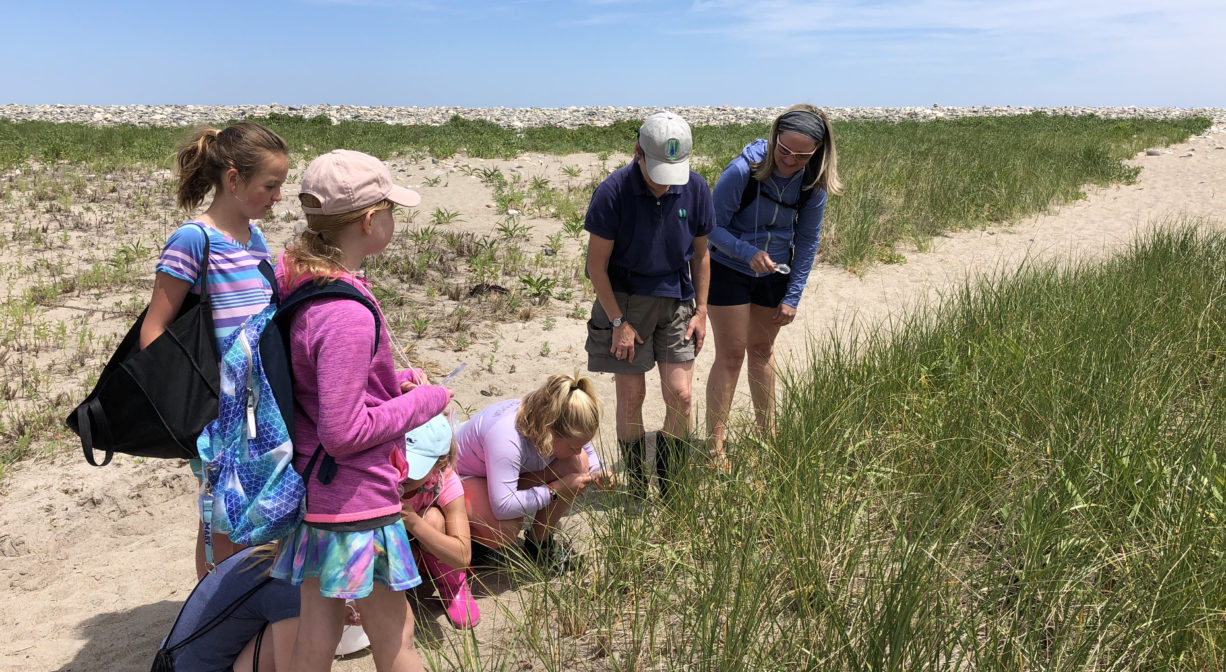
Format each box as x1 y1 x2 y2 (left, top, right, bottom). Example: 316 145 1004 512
191 224 214 302
157 553 272 659
251 624 267 672
79 398 116 467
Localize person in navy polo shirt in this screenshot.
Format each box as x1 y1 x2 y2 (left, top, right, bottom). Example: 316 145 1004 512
584 111 714 500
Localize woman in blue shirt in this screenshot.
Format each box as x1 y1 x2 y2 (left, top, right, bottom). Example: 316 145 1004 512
705 105 843 462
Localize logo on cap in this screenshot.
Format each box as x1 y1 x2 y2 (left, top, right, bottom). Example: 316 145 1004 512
666 138 680 159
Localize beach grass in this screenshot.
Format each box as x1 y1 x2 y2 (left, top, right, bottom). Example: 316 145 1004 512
463 222 1226 671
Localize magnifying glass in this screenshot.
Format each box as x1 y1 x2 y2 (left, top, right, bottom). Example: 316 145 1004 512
441 362 467 385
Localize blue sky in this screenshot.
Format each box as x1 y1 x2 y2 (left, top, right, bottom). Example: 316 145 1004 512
2 0 1222 108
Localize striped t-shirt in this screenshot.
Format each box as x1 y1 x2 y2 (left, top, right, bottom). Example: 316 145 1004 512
156 222 274 345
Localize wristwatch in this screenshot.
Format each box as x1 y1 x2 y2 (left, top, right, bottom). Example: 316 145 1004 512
548 484 559 502
611 316 625 328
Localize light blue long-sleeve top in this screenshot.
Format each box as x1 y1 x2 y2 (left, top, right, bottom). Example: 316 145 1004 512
707 139 827 308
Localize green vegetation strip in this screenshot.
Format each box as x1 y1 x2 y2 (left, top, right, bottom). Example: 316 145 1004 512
523 223 1223 671
1 114 1208 272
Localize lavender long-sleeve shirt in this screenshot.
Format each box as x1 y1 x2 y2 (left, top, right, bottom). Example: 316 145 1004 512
454 399 600 520
280 270 450 524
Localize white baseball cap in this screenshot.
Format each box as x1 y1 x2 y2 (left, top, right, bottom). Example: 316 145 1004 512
638 111 692 186
404 414 452 480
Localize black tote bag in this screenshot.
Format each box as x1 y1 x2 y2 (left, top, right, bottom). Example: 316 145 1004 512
67 227 220 466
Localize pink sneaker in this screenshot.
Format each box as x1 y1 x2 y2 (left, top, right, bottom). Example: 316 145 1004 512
423 552 481 629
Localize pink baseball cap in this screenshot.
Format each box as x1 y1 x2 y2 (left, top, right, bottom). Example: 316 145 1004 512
300 149 421 215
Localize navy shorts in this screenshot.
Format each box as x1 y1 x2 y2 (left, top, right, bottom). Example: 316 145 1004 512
708 259 790 308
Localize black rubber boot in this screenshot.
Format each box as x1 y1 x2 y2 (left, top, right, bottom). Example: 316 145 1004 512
523 533 579 574
619 437 647 499
656 433 686 501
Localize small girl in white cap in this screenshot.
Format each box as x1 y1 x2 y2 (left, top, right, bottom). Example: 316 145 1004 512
400 413 481 629
270 149 450 672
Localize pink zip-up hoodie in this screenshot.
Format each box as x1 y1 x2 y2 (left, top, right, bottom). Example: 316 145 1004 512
278 260 450 524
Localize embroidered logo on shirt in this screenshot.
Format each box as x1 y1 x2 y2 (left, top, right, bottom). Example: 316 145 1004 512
678 208 687 220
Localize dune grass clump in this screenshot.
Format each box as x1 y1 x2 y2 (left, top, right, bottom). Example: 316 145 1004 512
497 222 1226 671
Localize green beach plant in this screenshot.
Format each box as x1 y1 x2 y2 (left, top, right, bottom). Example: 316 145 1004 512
431 207 463 226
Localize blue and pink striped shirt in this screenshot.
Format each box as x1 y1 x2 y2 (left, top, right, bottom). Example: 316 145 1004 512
156 222 274 346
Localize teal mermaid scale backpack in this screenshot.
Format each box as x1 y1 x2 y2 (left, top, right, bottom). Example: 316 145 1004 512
198 304 300 547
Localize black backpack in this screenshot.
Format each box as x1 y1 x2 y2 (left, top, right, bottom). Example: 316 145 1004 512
259 277 382 485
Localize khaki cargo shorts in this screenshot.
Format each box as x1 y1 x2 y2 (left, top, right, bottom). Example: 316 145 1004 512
586 292 696 375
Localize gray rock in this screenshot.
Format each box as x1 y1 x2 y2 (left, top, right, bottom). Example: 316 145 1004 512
2 104 1224 129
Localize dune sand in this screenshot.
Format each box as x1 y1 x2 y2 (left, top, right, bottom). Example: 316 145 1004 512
1 124 1222 671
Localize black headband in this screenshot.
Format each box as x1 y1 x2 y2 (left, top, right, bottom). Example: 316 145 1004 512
776 110 826 145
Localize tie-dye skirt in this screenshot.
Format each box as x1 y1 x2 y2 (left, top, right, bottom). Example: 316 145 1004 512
271 520 421 599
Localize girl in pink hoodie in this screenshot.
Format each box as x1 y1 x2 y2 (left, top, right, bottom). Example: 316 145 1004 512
270 150 450 672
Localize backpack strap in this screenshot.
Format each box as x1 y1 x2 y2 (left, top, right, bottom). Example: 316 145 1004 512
734 166 815 222
301 444 336 485
275 279 382 355
251 624 268 671
257 260 280 305
736 174 759 214
264 277 383 429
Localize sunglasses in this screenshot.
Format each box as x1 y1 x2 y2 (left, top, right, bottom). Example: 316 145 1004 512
775 138 818 161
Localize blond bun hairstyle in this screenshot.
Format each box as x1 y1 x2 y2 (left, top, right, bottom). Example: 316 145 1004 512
751 103 843 196
516 373 600 458
175 122 288 210
282 194 394 286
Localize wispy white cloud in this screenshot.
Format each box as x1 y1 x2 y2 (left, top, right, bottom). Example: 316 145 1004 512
683 0 1224 58
659 0 1222 102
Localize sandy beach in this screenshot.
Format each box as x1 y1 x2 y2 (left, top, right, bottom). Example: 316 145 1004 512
1 118 1223 671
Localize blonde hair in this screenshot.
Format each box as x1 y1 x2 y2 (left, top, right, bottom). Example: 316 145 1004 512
241 541 280 577
442 416 459 468
516 373 600 458
282 194 394 286
175 122 288 210
751 104 843 196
